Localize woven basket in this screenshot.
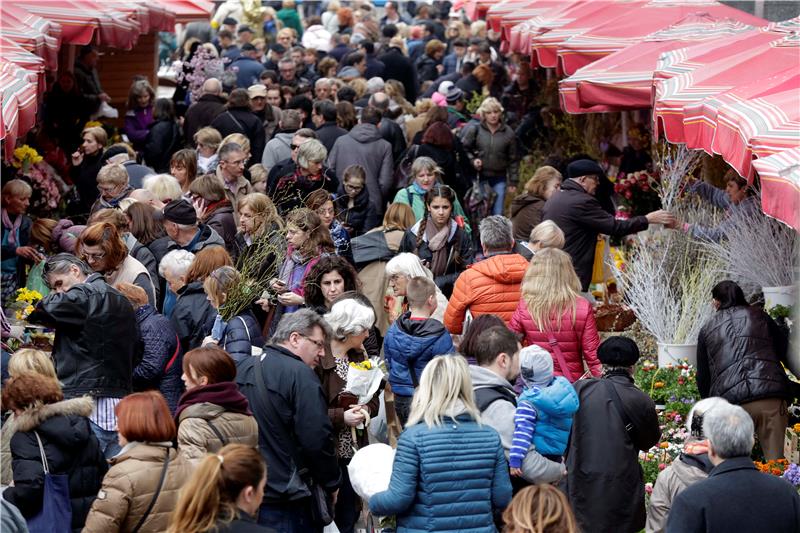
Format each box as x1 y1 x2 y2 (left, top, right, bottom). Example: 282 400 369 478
594 304 636 332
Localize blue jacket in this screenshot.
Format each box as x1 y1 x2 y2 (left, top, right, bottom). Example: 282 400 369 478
383 313 454 396
370 414 512 532
442 52 460 76
518 376 579 456
132 305 183 412
222 311 265 363
227 56 266 90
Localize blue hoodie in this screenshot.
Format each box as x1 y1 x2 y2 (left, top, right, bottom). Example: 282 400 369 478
519 376 579 456
383 312 454 397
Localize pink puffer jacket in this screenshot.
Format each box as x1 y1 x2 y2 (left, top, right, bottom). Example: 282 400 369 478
508 297 602 382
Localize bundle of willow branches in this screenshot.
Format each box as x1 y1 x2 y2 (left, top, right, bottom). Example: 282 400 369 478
654 142 703 212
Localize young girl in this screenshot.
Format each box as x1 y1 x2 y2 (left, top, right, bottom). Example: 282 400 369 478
335 164 378 237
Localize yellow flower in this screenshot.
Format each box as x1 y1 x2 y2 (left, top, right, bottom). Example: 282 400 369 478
349 360 372 370
793 423 800 433
12 145 43 168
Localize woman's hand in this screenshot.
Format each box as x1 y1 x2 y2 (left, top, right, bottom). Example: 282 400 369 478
343 406 367 427
277 292 304 306
270 278 287 292
202 335 219 347
256 297 272 312
71 150 84 166
15 246 43 262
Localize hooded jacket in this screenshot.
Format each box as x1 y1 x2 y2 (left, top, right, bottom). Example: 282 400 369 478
261 132 294 171
82 443 193 533
469 365 566 485
519 376 579 456
444 252 529 334
27 273 137 399
509 297 602 382
327 124 394 216
383 312 455 396
510 193 546 241
5 397 107 532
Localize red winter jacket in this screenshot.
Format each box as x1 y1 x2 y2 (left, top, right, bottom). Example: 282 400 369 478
508 297 602 382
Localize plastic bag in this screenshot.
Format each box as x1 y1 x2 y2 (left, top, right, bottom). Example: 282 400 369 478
347 443 395 502
25 261 50 297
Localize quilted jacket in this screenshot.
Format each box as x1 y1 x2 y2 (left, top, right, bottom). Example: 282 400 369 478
83 443 193 533
443 252 529 334
519 376 579 456
369 414 512 532
221 311 265 363
508 297 602 382
176 402 258 461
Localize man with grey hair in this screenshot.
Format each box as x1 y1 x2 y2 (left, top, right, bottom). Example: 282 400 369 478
262 109 302 171
27 253 137 458
369 91 407 162
235 309 341 531
216 142 252 208
183 77 226 144
443 215 530 334
314 77 333 100
666 402 800 532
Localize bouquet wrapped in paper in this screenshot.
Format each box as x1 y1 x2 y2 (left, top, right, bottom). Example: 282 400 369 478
344 359 384 405
347 443 395 502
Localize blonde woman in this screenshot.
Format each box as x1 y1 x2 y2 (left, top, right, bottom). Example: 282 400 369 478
509 248 602 382
517 220 566 261
234 192 283 265
511 165 562 241
369 355 513 530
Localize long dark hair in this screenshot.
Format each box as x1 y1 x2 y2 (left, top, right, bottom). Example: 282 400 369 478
712 280 748 310
416 184 462 269
303 255 360 309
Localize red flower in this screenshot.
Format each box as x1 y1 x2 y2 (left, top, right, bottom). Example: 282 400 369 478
625 191 633 199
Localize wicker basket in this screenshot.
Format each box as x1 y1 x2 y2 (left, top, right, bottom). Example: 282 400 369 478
594 303 636 332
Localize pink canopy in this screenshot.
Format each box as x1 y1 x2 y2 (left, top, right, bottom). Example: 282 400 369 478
751 148 800 232
558 14 754 114
508 1 591 56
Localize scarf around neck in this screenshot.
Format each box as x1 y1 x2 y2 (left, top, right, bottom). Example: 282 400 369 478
424 216 453 276
2 209 22 246
174 381 252 420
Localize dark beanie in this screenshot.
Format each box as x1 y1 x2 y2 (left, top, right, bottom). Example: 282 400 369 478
162 199 197 225
567 159 605 180
597 336 640 367
99 145 130 164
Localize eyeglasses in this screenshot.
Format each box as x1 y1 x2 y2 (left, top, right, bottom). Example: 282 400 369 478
83 251 106 262
344 182 364 192
290 144 300 150
300 334 325 350
97 184 120 193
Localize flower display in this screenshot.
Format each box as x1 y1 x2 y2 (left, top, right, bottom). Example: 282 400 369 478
12 145 43 169
176 45 224 103
614 170 662 216
13 288 43 320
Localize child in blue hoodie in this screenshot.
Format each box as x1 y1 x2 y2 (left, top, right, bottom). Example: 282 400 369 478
383 276 454 426
509 345 580 475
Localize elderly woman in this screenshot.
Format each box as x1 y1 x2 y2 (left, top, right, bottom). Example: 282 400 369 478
2 180 41 303
696 280 792 460
189 174 237 254
76 222 156 305
393 157 470 231
320 297 382 533
158 249 195 317
385 252 449 325
202 265 265 362
70 126 107 214
143 173 182 205
306 188 352 264
194 127 222 175
273 139 339 214
510 165 562 241
90 163 133 213
461 97 519 216
516 220 566 260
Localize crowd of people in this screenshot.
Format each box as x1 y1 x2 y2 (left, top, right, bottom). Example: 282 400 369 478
1 1 799 532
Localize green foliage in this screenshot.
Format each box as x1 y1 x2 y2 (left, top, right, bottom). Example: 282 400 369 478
769 304 793 321
465 92 486 115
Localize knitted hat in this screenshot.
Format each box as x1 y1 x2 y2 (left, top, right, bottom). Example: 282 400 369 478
566 159 605 180
597 336 640 367
222 17 238 26
445 86 464 104
518 345 554 389
437 80 454 94
161 199 197 225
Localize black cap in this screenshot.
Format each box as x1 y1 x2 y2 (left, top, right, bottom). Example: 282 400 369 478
99 145 130 164
161 199 197 225
222 17 238 26
238 25 253 34
241 43 257 52
597 337 641 367
270 43 286 54
567 159 605 180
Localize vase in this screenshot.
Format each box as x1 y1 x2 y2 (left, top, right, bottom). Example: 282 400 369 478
762 285 796 311
657 343 697 368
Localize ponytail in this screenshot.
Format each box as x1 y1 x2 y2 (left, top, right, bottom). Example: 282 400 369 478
169 444 266 533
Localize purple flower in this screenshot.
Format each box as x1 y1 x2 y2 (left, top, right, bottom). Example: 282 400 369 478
783 463 800 487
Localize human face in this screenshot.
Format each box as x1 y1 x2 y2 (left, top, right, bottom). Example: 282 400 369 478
163 267 186 294
320 270 345 307
291 50 304 65
414 168 436 191
170 162 189 187
82 134 102 156
4 193 30 215
316 200 335 228
239 205 261 235
356 58 367 75
136 92 151 108
181 365 209 391
578 175 599 196
278 34 293 48
286 225 308 249
266 89 282 107
388 273 408 296
315 84 330 101
82 244 109 272
45 266 84 293
543 177 561 200
344 179 364 199
303 160 323 176
290 327 326 367
290 135 310 161
454 44 466 58
97 181 125 201
250 95 266 112
428 196 452 228
196 142 215 158
279 64 296 80
253 180 267 194
220 150 246 179
726 180 747 205
484 109 501 127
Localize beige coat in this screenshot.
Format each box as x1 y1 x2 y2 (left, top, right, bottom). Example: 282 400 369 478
83 442 193 533
646 455 710 533
176 402 258 461
357 228 406 335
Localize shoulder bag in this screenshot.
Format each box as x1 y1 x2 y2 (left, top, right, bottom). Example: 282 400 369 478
547 335 577 383
602 379 635 438
130 447 172 533
27 432 72 533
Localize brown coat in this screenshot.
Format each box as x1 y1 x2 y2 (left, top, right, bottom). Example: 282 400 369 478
318 349 383 451
176 402 259 461
357 227 406 335
510 193 546 242
83 443 193 533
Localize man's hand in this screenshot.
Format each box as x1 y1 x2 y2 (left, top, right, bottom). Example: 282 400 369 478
645 210 675 226
277 291 304 306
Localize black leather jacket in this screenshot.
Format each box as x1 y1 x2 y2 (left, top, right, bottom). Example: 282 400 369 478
697 305 791 404
28 274 138 398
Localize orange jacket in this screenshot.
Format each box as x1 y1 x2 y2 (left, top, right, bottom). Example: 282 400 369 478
443 253 530 334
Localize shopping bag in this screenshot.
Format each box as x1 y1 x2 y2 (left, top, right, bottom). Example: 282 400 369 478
347 443 396 503
27 432 72 533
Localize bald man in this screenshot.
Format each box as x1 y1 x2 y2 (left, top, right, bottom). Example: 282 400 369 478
183 77 227 144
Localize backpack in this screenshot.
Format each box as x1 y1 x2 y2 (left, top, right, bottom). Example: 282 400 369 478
391 144 419 193
475 385 517 412
463 176 496 228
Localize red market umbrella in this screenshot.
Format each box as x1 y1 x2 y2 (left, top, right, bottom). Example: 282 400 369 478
559 14 754 114
156 0 215 23
0 61 39 151
653 31 800 143
556 1 767 76
751 148 800 232
510 0 598 57
0 3 61 70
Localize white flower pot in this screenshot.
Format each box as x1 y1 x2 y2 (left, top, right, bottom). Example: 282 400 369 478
657 343 697 368
762 285 796 311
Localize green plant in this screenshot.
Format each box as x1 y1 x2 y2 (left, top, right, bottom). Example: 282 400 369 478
465 92 486 115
